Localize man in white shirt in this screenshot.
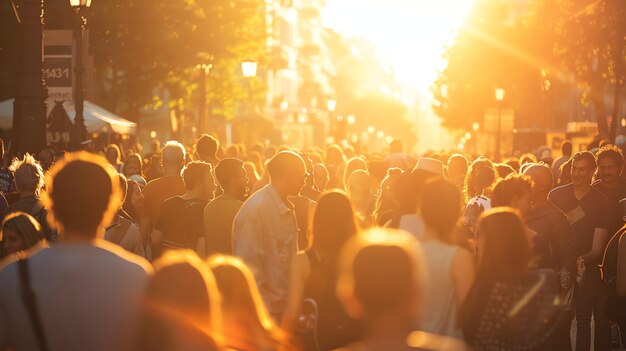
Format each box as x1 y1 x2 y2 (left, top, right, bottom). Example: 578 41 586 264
233 151 306 320
0 152 152 351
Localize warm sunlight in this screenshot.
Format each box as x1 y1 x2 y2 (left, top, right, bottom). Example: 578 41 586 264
323 0 475 93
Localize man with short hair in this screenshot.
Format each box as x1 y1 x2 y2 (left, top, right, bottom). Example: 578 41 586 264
142 141 186 223
552 140 573 182
203 158 247 255
233 150 306 320
151 161 216 258
593 144 626 234
0 152 151 351
548 151 611 351
195 134 220 166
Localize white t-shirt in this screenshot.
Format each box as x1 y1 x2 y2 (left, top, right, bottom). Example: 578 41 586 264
398 214 426 240
0 239 152 351
385 214 426 241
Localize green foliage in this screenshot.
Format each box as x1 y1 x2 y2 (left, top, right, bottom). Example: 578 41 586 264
432 0 558 131
85 0 268 121
433 0 625 138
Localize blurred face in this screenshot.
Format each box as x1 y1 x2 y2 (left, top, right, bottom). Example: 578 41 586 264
314 167 329 191
129 182 145 208
232 167 249 200
286 161 308 196
106 148 119 164
571 159 595 187
511 190 532 217
598 157 621 185
124 158 141 177
2 228 25 256
202 172 218 200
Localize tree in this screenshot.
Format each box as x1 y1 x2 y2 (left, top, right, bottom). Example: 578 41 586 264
555 0 625 141
432 0 560 132
81 0 267 122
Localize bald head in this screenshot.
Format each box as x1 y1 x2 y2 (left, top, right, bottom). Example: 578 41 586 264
267 151 305 179
523 164 553 191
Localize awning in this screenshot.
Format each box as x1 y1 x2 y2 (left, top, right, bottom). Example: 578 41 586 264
0 99 137 134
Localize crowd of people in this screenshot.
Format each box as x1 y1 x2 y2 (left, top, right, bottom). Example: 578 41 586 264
1 134 626 351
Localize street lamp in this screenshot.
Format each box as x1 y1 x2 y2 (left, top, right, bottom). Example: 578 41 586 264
241 61 257 115
241 61 258 78
494 87 505 161
196 63 212 134
327 99 336 112
69 0 92 149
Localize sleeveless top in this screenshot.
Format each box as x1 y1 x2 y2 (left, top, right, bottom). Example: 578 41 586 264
420 240 462 339
302 250 361 351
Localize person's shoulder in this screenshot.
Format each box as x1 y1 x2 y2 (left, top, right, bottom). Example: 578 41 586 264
94 239 153 275
239 186 270 212
588 185 609 202
548 183 572 198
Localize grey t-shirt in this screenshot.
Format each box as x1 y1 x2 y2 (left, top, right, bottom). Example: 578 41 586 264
0 240 152 351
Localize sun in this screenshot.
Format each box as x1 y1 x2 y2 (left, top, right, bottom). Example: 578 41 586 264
323 0 475 94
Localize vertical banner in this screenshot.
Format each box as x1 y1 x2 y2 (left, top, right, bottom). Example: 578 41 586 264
43 30 73 117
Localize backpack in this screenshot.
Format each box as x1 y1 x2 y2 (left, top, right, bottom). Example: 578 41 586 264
296 251 361 351
30 202 57 243
600 199 626 322
107 217 132 246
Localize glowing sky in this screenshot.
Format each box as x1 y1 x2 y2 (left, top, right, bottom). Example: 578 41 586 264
322 0 475 93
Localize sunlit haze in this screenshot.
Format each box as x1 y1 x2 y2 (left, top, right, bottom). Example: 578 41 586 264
323 0 475 152
323 0 475 93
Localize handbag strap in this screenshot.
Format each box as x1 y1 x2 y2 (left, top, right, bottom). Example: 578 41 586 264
17 255 48 351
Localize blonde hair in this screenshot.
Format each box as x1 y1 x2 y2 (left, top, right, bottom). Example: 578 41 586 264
337 228 425 318
10 153 44 192
208 255 290 350
138 250 223 351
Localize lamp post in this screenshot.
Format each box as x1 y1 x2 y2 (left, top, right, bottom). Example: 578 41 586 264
494 87 505 161
11 0 48 156
69 0 91 150
197 63 212 134
241 61 257 115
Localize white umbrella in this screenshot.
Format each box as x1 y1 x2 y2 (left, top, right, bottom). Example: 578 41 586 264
0 99 136 134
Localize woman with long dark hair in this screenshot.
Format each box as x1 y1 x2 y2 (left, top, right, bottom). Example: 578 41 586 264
461 208 561 350
282 190 360 350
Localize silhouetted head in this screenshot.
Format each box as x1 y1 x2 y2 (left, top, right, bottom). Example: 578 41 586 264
475 208 530 279
138 250 221 351
42 152 121 238
161 141 186 174
1 212 42 256
490 174 533 217
267 151 306 196
420 179 461 242
337 228 425 325
182 161 216 200
311 190 358 257
196 135 220 162
10 153 44 194
215 158 247 200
